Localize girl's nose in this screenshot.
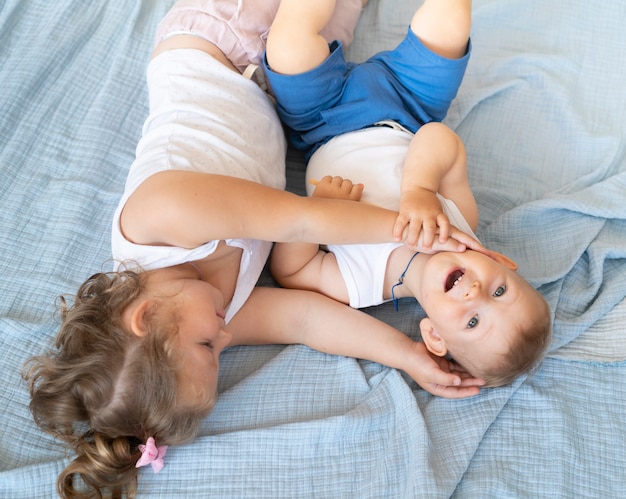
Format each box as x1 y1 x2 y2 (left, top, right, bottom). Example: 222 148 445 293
216 328 232 351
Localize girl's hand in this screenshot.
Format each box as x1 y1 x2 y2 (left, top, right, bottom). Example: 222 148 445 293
401 224 489 255
403 341 485 398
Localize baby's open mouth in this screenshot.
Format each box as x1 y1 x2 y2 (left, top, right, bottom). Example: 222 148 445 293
445 269 465 292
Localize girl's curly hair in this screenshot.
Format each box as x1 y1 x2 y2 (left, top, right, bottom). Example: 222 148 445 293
23 270 215 499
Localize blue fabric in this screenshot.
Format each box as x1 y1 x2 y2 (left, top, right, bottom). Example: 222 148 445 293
264 28 469 159
1 0 625 497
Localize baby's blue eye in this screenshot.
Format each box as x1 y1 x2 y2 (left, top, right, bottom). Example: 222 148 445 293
467 316 478 329
493 285 506 297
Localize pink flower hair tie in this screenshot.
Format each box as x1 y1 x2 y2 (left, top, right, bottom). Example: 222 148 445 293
136 437 168 473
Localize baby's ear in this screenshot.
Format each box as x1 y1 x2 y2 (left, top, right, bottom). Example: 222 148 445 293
485 250 518 271
420 318 448 357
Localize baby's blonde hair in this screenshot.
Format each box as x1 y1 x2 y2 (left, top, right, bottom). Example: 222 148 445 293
23 270 214 499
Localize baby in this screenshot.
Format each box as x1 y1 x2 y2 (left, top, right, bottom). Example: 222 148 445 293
265 0 552 385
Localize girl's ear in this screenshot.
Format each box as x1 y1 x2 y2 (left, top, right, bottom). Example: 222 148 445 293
123 299 152 337
484 249 518 271
420 318 448 357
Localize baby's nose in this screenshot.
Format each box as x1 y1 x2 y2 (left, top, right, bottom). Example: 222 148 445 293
465 281 481 298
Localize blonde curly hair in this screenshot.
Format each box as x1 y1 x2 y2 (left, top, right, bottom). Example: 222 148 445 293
23 270 215 499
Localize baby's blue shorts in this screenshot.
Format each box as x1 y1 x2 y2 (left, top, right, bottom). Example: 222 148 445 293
264 28 470 159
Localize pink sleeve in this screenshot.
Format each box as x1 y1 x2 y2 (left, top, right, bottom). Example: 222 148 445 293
322 0 364 47
154 0 363 71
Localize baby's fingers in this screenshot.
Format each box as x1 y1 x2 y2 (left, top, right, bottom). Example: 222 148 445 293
419 218 437 249
437 213 451 243
393 215 409 242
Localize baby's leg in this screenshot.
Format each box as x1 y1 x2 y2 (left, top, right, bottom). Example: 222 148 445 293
266 0 336 75
270 243 350 305
411 0 472 59
270 242 321 287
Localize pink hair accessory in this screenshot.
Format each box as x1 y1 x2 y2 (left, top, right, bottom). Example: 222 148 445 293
136 437 168 473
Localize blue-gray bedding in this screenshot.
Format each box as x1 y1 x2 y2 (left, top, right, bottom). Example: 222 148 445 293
1 0 624 497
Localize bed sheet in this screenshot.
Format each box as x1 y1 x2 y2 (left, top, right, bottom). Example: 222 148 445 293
1 0 625 497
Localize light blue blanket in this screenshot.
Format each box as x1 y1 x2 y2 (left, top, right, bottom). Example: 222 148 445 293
1 0 624 497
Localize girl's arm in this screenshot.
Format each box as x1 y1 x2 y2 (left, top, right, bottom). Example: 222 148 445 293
120 172 400 249
228 286 484 399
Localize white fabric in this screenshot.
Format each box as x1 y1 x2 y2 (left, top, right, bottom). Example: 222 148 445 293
111 49 286 321
307 126 477 308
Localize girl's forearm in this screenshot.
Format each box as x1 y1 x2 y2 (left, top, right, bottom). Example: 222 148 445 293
231 287 414 369
297 195 399 245
122 171 399 248
297 292 416 370
229 287 478 398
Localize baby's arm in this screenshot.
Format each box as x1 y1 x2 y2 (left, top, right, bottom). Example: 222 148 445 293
229 286 484 398
393 122 479 250
270 176 363 304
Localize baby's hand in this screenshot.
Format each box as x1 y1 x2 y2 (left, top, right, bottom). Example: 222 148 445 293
404 342 485 399
393 188 450 249
309 176 364 201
